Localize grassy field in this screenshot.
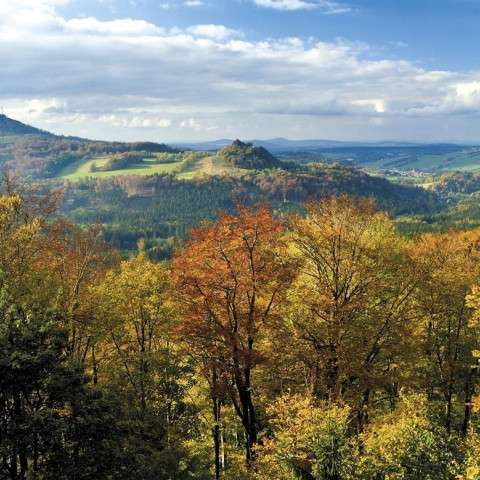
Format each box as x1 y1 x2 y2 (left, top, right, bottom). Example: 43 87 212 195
58 152 246 180
58 155 184 180
177 155 244 179
416 151 480 171
363 150 480 172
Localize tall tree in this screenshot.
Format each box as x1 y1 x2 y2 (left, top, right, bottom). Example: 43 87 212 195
411 230 480 433
43 219 116 368
172 205 296 463
92 248 198 479
0 285 124 480
287 196 417 426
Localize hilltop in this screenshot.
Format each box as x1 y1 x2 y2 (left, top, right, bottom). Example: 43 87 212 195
217 139 283 170
177 138 480 174
0 114 52 137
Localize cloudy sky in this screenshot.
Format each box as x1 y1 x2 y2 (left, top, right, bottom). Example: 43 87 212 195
2 0 480 142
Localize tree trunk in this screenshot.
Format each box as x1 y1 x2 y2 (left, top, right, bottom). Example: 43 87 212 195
211 367 222 480
462 361 478 436
445 387 453 434
91 344 98 385
213 399 222 480
240 385 258 463
325 345 339 401
357 389 371 433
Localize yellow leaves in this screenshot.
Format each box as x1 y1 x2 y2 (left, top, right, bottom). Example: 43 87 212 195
0 194 40 245
256 394 353 480
463 466 480 480
358 394 463 480
286 196 416 402
472 395 480 413
93 252 172 332
459 432 480 480
410 230 480 289
89 251 176 394
467 286 480 328
0 194 48 301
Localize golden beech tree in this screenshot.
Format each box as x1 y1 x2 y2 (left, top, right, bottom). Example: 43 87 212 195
0 185 119 376
0 188 67 311
172 205 296 464
42 219 117 367
411 230 480 434
92 247 174 416
0 194 43 288
287 196 418 426
255 395 354 480
464 281 480 435
359 394 462 480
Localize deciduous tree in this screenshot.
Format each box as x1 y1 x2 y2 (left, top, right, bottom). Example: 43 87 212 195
172 205 296 463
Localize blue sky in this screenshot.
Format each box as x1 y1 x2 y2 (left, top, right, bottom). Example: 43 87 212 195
60 0 480 71
2 0 480 142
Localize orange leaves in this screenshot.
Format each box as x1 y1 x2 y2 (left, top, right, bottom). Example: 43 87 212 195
409 229 480 287
172 205 295 361
172 204 297 457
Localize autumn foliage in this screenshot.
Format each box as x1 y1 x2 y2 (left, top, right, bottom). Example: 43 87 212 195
172 205 296 462
2 189 480 479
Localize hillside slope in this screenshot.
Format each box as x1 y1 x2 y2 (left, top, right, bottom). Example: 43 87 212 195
0 114 51 137
59 162 441 256
0 116 176 178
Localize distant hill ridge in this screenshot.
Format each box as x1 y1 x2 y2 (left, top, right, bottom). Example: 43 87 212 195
0 114 52 137
0 115 179 178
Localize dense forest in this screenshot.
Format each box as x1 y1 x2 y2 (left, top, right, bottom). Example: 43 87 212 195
57 165 438 258
1 176 480 479
0 132 175 179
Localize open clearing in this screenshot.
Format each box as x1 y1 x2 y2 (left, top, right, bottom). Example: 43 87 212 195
58 152 246 181
363 150 480 172
58 155 184 180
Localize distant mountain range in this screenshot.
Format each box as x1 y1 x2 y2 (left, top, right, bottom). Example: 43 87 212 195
0 114 469 152
173 138 464 153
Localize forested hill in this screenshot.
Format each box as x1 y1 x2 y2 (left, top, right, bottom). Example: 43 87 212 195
0 116 176 178
0 114 52 137
218 139 283 169
0 116 442 260
61 164 440 258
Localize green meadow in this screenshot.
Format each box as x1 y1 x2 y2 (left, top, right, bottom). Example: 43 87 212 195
57 152 246 180
58 155 184 180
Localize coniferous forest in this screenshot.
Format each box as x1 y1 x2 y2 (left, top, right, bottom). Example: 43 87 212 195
2 177 480 480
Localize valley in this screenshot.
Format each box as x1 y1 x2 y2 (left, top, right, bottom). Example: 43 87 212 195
1 114 480 258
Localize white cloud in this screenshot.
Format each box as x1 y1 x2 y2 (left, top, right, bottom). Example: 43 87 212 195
26 98 66 116
66 18 164 35
187 24 241 40
99 114 172 128
252 0 352 13
180 118 202 131
2 0 480 142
